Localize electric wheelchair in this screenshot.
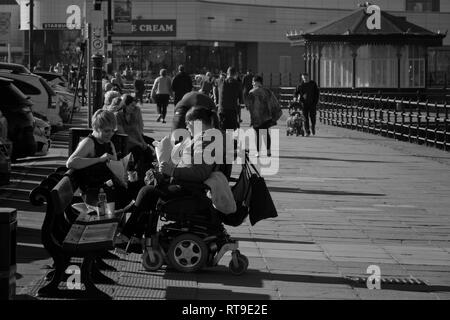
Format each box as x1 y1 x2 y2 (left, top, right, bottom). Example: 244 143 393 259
118 158 252 276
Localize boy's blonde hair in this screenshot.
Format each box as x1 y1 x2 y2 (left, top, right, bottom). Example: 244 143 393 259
92 109 116 131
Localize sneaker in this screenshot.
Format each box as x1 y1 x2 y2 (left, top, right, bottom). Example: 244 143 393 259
267 151 272 157
162 119 166 123
312 128 316 136
156 115 161 122
255 152 259 157
306 132 311 137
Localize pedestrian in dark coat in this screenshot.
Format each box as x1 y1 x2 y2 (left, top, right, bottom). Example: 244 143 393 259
294 73 319 136
171 65 193 106
217 67 243 131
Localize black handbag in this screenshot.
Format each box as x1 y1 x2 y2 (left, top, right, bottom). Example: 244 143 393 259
247 161 278 226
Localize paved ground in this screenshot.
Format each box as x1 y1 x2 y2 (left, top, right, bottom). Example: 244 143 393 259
3 101 450 300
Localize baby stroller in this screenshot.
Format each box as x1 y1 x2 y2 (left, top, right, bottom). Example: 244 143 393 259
123 152 254 275
286 111 305 136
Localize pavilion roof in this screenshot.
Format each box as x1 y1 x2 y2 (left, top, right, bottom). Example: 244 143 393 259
287 7 445 46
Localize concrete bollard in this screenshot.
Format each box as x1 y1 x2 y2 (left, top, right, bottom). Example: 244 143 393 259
0 208 17 300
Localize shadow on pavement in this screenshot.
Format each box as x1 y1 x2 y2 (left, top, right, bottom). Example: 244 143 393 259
278 155 395 163
268 186 386 197
235 237 315 245
165 267 450 294
165 286 272 300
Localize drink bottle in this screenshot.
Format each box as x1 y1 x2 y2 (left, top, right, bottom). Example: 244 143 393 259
98 188 107 216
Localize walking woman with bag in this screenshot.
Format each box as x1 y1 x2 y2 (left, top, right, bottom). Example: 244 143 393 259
151 69 173 123
247 75 282 157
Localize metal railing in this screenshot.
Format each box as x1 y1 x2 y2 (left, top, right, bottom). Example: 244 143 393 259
318 92 450 151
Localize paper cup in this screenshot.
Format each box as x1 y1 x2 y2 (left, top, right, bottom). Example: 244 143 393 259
106 202 115 215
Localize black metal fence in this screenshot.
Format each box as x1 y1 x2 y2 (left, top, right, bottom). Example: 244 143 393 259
318 92 450 151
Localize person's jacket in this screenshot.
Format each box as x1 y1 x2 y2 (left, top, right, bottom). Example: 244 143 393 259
217 77 243 113
295 80 319 107
248 86 274 128
171 71 193 97
171 130 215 183
152 75 173 95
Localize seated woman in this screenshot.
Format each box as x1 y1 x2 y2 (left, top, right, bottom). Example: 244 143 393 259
66 109 134 208
115 106 217 247
115 94 156 181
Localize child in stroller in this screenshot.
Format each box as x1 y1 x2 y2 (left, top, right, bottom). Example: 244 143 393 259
286 109 305 136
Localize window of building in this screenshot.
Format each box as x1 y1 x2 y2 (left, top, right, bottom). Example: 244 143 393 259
406 0 440 12
356 45 398 88
320 44 353 88
401 45 426 88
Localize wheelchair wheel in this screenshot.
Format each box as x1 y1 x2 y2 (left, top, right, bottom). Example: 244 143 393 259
167 233 208 273
229 251 248 275
142 248 164 271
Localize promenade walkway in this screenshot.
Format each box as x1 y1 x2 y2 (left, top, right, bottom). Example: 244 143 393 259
4 102 450 300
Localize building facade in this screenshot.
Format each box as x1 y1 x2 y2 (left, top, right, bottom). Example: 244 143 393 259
2 0 450 86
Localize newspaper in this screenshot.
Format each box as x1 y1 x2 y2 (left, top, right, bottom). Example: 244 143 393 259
106 152 132 186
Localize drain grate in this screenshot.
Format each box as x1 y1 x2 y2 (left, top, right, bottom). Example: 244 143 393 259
346 276 425 285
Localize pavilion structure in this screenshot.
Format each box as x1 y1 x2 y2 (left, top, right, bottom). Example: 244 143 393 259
287 4 446 90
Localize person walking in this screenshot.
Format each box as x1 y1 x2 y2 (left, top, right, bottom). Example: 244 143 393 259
171 64 193 106
217 66 243 131
247 75 276 157
294 73 319 136
242 69 254 112
134 71 146 106
150 68 173 123
111 71 125 93
199 72 214 98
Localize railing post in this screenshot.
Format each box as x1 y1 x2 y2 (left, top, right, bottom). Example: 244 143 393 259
416 100 421 145
425 100 430 146
408 99 412 143
445 102 449 151
270 73 273 88
434 101 439 148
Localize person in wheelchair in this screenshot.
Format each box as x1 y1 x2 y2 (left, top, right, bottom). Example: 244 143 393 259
115 106 219 250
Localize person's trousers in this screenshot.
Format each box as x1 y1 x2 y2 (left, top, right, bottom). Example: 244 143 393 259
135 91 144 104
156 94 170 119
121 184 191 238
254 121 272 153
302 106 317 134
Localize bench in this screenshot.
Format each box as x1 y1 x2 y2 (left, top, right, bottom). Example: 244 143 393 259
37 170 123 299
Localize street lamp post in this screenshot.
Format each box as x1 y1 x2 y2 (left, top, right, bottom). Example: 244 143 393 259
28 0 34 70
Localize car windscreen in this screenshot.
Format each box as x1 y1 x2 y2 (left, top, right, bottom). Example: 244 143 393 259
39 77 56 96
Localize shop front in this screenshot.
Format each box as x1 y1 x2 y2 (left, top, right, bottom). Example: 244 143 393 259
112 40 248 78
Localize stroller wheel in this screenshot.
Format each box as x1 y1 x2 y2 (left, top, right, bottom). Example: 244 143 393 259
142 248 164 271
229 252 249 275
167 233 208 273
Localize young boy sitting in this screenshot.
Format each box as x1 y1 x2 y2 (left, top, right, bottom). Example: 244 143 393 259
286 110 305 136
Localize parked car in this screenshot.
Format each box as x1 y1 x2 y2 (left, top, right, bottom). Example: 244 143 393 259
34 71 80 114
0 76 36 161
33 71 68 88
0 76 52 161
0 69 64 128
